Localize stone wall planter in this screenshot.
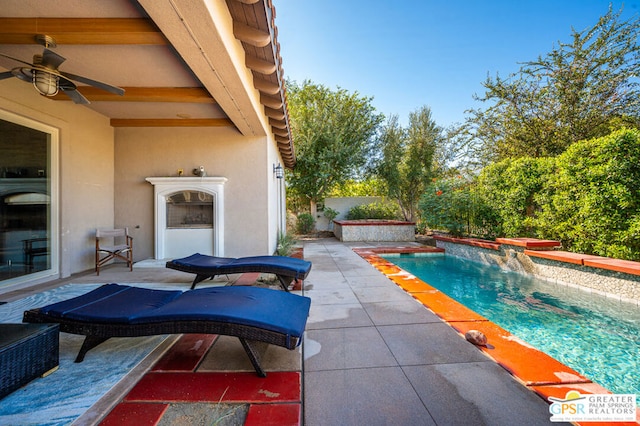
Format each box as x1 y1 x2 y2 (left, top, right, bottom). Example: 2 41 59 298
333 220 415 242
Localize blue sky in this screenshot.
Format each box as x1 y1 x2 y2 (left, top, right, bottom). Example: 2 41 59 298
275 1 640 128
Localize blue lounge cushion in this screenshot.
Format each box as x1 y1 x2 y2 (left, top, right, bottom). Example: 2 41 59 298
131 286 311 341
170 253 235 269
228 256 311 276
168 253 312 279
38 284 182 324
35 284 311 345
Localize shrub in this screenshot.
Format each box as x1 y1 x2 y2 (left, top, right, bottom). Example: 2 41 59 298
346 201 400 220
296 212 316 234
323 207 339 221
534 128 640 259
465 128 640 260
415 220 429 235
474 156 556 237
275 231 296 256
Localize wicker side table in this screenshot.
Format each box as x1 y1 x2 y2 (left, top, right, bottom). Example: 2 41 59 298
0 323 59 399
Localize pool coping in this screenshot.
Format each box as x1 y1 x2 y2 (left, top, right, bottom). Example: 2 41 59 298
435 235 640 278
353 246 640 426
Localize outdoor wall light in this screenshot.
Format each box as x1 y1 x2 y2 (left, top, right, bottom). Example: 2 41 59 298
273 163 284 179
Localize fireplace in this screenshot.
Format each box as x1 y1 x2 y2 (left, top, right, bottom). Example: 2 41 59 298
146 177 227 259
166 191 213 229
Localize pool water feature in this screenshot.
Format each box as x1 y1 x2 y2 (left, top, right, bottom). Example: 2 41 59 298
382 253 640 401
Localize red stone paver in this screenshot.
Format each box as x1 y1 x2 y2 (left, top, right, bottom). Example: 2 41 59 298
234 272 262 286
523 249 599 265
99 402 168 426
433 235 501 250
244 403 301 426
583 257 640 276
496 237 561 248
151 334 217 372
124 371 301 403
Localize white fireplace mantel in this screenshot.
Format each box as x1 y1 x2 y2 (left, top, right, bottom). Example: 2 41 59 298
146 176 227 259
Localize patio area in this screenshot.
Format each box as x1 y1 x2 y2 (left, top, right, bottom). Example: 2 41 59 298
0 238 563 425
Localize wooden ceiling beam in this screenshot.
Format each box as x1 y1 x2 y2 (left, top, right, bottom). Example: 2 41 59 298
52 87 215 103
0 18 165 45
110 118 233 127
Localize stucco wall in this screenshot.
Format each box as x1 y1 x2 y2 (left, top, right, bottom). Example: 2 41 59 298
316 196 383 231
60 109 115 275
0 79 115 281
267 141 284 253
114 126 275 259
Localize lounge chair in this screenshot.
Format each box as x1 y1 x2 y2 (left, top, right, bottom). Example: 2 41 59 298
166 253 312 290
23 283 311 377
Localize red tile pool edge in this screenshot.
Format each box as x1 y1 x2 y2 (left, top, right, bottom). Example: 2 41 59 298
353 247 640 425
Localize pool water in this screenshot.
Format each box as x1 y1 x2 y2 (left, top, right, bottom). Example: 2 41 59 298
383 253 640 400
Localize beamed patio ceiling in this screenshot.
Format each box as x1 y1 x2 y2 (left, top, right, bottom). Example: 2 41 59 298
0 0 296 167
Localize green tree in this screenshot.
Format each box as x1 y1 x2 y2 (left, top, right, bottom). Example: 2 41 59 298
465 6 640 164
419 177 473 236
286 80 384 216
373 107 442 221
327 178 387 197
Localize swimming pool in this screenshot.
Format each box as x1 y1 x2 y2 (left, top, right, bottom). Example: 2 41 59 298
382 253 640 401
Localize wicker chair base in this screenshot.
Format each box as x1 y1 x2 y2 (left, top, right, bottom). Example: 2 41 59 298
0 323 59 399
23 311 300 377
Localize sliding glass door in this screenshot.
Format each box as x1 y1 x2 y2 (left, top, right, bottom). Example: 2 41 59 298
0 111 58 285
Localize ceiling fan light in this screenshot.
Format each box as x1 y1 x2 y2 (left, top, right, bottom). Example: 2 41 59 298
32 70 59 96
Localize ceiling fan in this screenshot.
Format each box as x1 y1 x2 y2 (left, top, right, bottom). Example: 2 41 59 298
0 34 124 104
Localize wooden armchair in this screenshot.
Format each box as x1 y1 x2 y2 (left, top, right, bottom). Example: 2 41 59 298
95 228 133 275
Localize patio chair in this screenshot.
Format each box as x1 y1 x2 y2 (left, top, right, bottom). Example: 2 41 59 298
23 283 311 377
95 228 133 275
166 253 312 291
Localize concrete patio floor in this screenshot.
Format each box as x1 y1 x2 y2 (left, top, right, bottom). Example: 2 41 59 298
1 238 566 425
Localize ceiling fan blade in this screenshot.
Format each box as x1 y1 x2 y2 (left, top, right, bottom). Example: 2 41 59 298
61 86 90 105
11 67 34 82
59 71 124 96
0 71 14 81
0 52 34 67
41 48 66 69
